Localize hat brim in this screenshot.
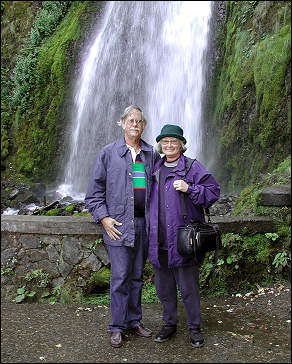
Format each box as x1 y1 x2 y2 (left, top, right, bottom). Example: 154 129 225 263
156 133 186 144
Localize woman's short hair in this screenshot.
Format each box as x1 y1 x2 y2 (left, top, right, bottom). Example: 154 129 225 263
117 105 147 126
155 139 187 154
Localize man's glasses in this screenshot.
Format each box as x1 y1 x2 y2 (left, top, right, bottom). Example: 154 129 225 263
161 139 180 146
126 119 144 126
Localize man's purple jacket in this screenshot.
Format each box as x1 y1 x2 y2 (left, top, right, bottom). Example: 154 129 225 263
148 154 220 268
85 136 159 247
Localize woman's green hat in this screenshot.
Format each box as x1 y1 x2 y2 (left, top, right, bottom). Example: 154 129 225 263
156 124 187 144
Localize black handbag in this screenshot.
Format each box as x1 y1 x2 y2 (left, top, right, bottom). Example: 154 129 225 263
176 213 222 266
176 159 222 266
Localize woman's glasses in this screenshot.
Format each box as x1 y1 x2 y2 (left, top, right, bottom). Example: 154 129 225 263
161 139 180 146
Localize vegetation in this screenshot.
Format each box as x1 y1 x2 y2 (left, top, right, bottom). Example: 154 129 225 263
1 1 104 181
203 1 291 192
14 269 49 303
233 156 291 217
195 156 290 297
199 229 290 297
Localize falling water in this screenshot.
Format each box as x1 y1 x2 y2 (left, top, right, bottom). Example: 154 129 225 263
57 1 211 200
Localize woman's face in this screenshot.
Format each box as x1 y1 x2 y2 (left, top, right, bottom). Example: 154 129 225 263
161 137 181 161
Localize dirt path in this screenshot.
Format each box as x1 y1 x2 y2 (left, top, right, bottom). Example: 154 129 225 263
1 282 290 363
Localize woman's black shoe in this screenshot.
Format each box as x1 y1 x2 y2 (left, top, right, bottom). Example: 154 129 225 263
154 325 176 343
190 331 204 347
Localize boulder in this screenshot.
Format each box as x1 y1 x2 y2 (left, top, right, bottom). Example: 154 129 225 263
259 185 291 206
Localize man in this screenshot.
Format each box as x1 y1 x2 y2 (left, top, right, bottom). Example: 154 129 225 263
148 124 220 347
85 105 160 348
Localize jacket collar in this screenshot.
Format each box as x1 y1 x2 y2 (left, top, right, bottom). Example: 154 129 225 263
173 154 185 170
117 136 152 157
153 154 187 178
166 154 187 178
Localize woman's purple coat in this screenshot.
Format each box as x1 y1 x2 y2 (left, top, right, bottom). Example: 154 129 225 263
148 154 220 268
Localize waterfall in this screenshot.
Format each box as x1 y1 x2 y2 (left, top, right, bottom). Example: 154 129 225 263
57 1 211 200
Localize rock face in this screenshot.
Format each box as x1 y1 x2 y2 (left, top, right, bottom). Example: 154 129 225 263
259 185 291 206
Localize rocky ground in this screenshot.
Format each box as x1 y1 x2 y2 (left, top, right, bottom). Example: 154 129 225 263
1 176 239 217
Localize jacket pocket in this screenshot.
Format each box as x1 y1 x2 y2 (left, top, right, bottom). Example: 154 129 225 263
108 205 125 215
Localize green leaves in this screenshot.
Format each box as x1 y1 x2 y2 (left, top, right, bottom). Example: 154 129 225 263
15 286 36 303
200 225 290 296
272 251 289 270
265 233 279 241
25 269 49 287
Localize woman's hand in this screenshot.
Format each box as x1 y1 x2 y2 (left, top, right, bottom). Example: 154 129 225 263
173 179 189 193
101 217 122 240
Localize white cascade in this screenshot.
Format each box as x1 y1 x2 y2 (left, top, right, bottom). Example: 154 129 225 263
57 1 211 200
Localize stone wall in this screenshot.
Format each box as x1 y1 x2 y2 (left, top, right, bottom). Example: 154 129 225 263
1 214 280 301
1 216 108 300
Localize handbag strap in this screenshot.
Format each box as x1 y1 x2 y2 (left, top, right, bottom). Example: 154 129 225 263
180 159 220 267
179 157 211 223
180 192 211 223
180 157 194 222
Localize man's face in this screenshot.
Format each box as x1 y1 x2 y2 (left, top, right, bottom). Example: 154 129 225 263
161 137 181 160
122 110 145 139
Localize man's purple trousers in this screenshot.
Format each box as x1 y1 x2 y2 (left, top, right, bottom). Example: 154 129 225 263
106 217 148 332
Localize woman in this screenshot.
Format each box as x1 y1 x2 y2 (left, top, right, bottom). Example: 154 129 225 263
148 124 220 347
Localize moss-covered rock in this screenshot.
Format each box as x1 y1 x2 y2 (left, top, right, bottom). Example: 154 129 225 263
233 156 291 218
83 266 111 295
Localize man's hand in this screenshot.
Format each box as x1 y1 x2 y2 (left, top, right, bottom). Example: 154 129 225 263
101 217 123 240
173 179 189 193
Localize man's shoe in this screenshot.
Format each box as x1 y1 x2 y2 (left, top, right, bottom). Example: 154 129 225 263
154 325 176 343
190 331 204 348
110 331 123 348
133 324 152 337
